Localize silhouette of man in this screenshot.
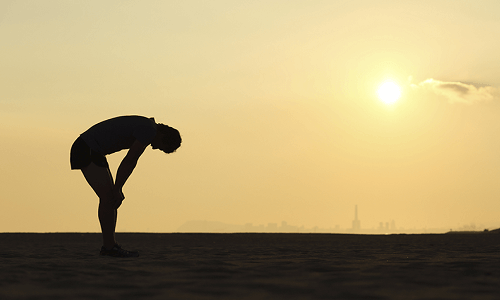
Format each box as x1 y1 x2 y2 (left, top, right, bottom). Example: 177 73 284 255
70 115 181 257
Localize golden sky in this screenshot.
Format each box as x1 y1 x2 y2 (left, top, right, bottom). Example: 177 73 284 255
2 0 500 232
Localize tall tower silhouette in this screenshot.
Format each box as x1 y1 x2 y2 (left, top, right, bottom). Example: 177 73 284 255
352 205 361 231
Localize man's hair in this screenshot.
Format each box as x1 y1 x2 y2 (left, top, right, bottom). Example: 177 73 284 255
157 123 181 154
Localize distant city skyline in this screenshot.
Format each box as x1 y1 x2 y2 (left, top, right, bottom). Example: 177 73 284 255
175 207 494 234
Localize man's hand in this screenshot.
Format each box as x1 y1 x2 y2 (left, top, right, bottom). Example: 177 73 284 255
112 187 125 210
112 140 146 210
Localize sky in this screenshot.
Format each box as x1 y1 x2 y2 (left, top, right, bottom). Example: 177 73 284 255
2 0 500 233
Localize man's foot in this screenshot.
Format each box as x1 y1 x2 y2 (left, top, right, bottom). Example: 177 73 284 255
100 244 139 257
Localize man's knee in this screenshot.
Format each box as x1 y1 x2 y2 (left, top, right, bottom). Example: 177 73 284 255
98 195 115 212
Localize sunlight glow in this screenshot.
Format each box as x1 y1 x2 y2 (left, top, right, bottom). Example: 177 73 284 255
377 81 401 104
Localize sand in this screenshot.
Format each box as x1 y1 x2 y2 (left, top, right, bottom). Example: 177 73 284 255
1 232 500 299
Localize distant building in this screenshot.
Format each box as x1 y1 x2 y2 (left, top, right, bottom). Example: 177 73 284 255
244 223 253 232
352 205 361 231
267 223 278 232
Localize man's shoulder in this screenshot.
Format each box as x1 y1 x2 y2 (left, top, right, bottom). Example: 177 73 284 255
101 115 154 126
110 115 151 122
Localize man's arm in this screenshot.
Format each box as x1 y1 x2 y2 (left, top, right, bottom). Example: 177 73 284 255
113 139 148 208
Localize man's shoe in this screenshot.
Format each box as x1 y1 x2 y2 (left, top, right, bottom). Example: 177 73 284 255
100 244 139 257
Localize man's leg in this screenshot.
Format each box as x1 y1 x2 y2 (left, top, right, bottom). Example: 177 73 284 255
81 162 117 249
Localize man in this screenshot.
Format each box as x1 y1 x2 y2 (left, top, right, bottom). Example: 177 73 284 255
70 115 181 257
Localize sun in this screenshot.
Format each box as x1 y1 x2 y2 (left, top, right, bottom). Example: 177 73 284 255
377 81 401 104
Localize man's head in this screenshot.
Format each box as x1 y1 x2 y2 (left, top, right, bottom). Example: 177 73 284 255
152 124 182 153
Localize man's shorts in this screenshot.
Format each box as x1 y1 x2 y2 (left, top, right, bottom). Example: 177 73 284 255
70 136 109 170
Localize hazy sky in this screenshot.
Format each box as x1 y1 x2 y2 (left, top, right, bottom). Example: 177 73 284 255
2 0 500 232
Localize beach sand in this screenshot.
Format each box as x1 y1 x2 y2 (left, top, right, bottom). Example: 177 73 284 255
1 232 500 299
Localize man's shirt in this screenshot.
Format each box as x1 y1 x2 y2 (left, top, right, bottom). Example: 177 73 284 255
80 115 157 155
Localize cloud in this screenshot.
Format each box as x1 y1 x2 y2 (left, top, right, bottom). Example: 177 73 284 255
411 79 499 104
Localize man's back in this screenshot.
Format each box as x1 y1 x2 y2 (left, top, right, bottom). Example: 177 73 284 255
80 115 157 155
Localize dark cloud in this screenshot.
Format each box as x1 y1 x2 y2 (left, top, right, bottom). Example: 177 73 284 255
411 79 498 104
438 83 469 95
